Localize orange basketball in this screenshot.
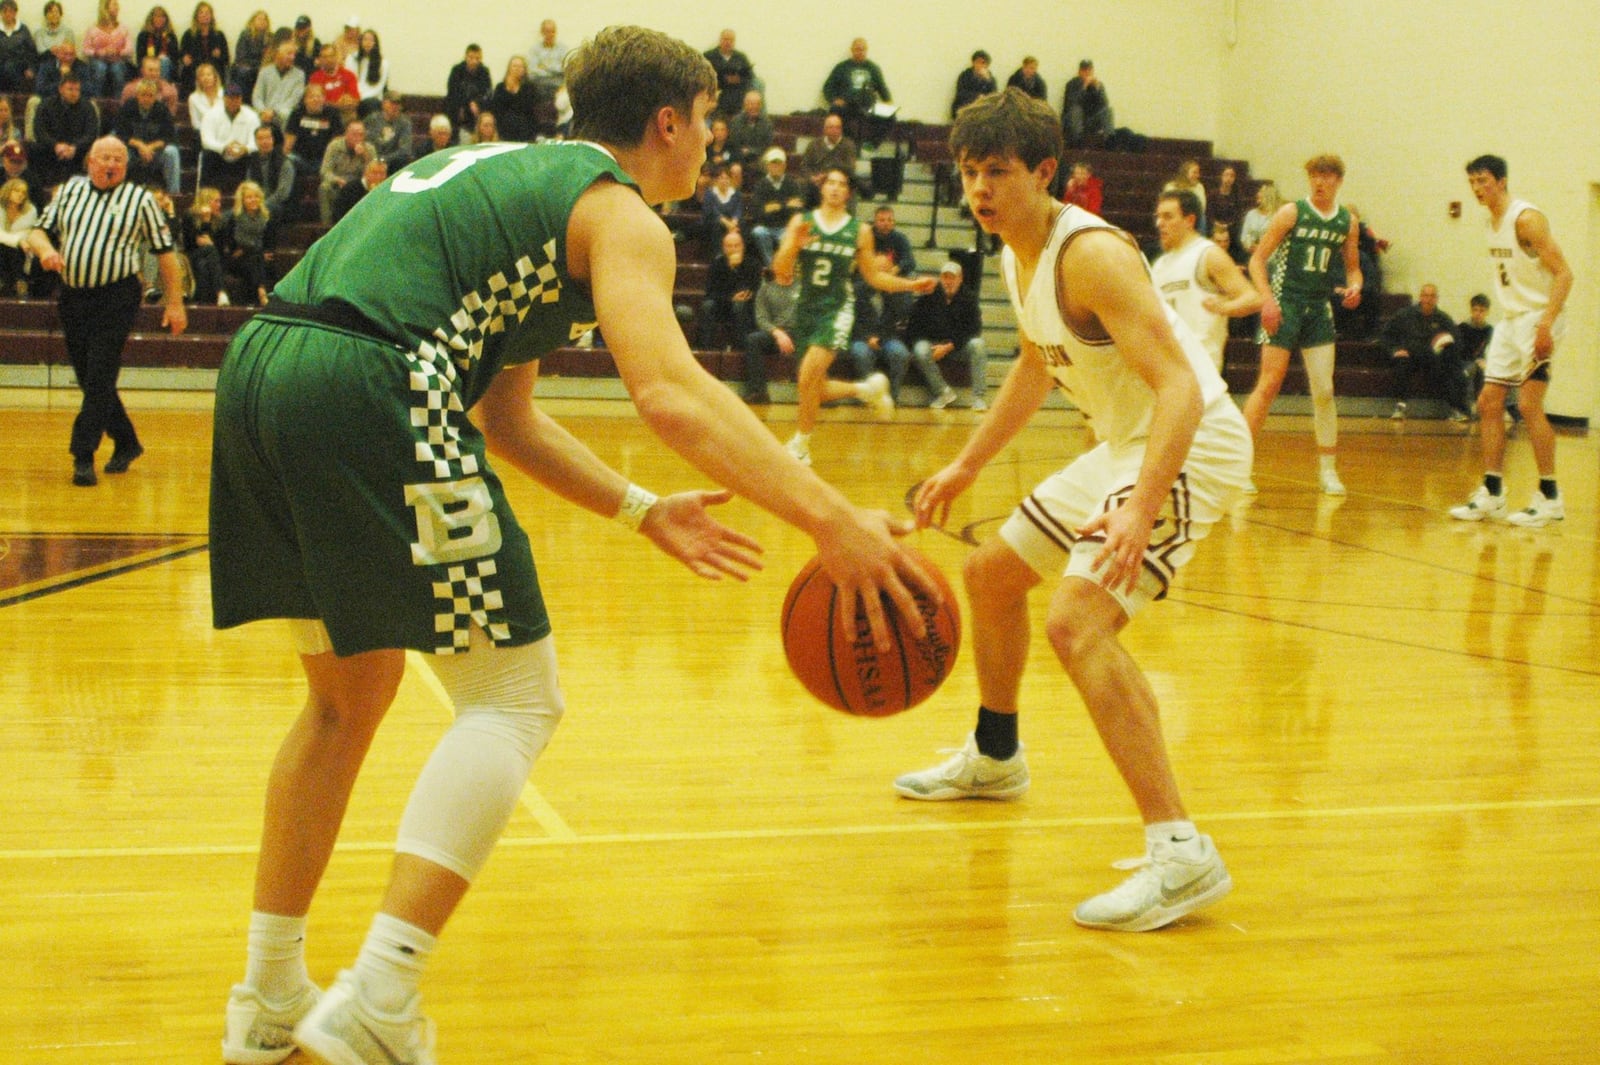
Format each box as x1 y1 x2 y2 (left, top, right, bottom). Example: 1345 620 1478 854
780 549 961 717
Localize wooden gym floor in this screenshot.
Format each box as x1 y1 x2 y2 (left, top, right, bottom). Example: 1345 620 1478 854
1 389 1596 1064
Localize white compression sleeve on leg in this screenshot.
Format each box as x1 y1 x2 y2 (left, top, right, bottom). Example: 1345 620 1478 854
1303 343 1338 448
395 628 565 882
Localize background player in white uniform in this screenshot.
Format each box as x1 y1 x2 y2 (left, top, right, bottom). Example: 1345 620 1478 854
1449 154 1573 528
1150 188 1262 371
897 89 1251 933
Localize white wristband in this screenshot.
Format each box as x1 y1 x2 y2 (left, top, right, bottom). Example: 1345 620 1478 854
614 483 658 532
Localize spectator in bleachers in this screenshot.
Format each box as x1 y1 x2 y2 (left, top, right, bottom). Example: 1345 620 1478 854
1337 204 1388 339
704 115 734 172
351 29 386 117
0 96 17 146
1209 165 1241 243
698 228 761 350
0 175 37 294
282 81 338 174
950 49 995 118
746 146 805 263
740 266 798 404
119 54 175 111
703 28 753 119
907 260 987 409
1 140 46 209
799 112 855 189
112 76 178 191
823 37 892 147
527 18 566 93
32 0 71 68
176 0 226 98
317 116 371 223
0 0 36 91
470 108 496 144
330 153 382 223
1455 293 1493 417
1238 179 1278 253
1062 58 1112 148
699 163 742 247
1210 219 1248 267
252 39 303 127
1006 55 1046 101
848 275 911 401
445 42 489 142
230 8 270 94
489 55 542 142
332 14 358 67
726 89 771 172
187 58 220 124
1060 160 1102 214
243 120 292 225
133 4 176 81
222 176 271 303
286 14 317 78
30 69 97 188
308 43 357 118
867 203 915 337
1381 282 1470 421
183 183 225 301
1163 159 1207 232
366 89 410 170
424 111 452 154
136 179 171 298
197 77 257 188
34 34 84 96
81 0 133 98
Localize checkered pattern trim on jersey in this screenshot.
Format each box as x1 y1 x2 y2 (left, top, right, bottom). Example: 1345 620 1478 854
415 238 562 379
406 348 477 481
432 559 512 653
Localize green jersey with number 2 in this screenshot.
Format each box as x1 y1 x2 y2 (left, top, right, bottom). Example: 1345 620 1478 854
795 210 861 314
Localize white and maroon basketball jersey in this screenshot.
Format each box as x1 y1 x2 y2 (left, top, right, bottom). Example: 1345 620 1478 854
1000 204 1228 448
1150 234 1227 370
1487 199 1556 317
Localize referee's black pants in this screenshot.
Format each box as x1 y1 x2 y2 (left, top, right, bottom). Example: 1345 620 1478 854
60 275 143 462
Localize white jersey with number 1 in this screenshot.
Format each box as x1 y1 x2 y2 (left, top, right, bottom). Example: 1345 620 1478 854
1150 235 1227 370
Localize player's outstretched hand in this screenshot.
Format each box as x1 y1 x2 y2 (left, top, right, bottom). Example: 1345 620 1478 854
640 489 765 581
1078 498 1157 596
814 506 939 651
912 461 979 531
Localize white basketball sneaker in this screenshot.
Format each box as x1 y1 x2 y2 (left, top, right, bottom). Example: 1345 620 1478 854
223 983 321 1065
857 372 894 417
784 434 811 467
1073 835 1233 932
894 736 1029 801
1507 493 1564 528
294 971 435 1065
1319 468 1347 496
1449 486 1508 522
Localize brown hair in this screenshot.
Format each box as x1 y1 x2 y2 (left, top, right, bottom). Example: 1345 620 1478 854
949 87 1062 171
566 25 716 148
1304 153 1345 178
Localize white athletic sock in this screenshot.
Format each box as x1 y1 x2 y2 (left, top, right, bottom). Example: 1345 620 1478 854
244 911 312 1003
790 431 811 445
1319 453 1338 474
353 913 436 1014
1145 820 1200 857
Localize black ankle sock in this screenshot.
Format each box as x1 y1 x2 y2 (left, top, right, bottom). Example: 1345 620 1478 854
974 707 1018 760
1484 473 1503 496
1540 478 1559 500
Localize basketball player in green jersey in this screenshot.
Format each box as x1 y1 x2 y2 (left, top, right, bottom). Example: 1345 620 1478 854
772 167 935 465
209 27 938 1065
1242 154 1361 495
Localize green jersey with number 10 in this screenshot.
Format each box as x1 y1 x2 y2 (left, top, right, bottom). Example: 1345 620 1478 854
273 140 635 409
1267 198 1351 303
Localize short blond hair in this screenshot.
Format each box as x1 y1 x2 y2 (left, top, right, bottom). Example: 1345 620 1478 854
1305 154 1345 178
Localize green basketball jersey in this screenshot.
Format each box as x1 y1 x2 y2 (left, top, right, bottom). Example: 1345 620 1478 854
1267 199 1352 302
795 210 860 313
274 141 635 409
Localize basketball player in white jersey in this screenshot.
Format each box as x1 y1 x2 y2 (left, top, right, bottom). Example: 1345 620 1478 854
1150 188 1262 370
895 89 1251 932
1449 155 1573 527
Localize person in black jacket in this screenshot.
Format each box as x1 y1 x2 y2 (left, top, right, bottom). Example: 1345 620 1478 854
698 229 762 350
445 42 490 142
29 71 98 189
951 50 996 118
907 261 987 409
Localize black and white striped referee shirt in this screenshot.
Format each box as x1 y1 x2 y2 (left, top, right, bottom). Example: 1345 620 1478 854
35 175 175 290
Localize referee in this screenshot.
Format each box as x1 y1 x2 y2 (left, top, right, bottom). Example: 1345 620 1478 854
26 136 187 486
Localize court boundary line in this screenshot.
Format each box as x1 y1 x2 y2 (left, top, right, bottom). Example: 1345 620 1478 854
0 538 209 608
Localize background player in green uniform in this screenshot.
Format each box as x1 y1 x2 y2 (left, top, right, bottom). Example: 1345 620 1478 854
771 166 935 466
1243 154 1361 496
211 27 939 1065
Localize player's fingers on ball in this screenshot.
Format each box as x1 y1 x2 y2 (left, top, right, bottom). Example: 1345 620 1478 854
858 589 896 651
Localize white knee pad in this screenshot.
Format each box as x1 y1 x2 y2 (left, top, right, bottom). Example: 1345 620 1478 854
1303 343 1338 448
395 629 565 882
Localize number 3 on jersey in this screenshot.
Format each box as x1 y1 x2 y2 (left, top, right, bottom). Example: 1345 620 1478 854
391 143 526 194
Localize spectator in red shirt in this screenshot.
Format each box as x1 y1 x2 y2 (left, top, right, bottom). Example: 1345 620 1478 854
307 42 358 117
1061 160 1102 215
